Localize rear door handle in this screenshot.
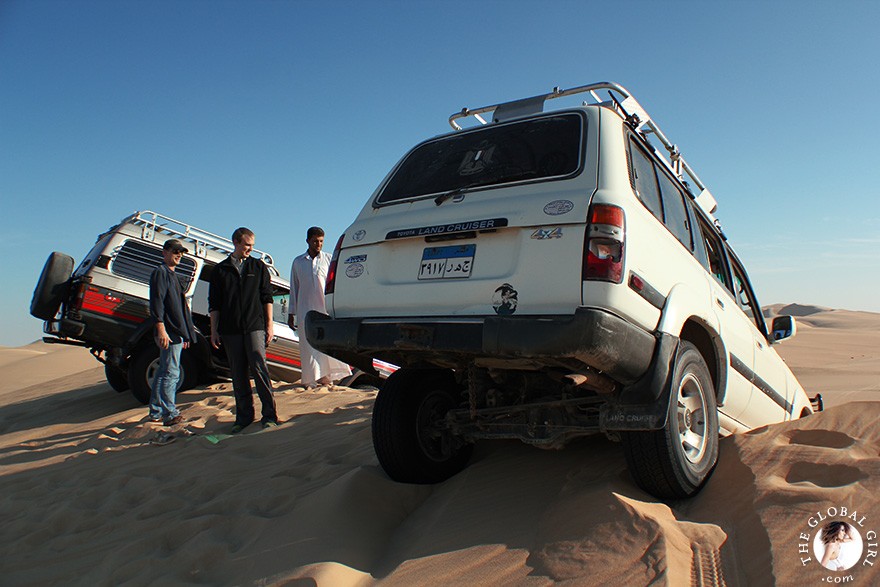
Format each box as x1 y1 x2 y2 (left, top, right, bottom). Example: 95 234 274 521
715 298 724 309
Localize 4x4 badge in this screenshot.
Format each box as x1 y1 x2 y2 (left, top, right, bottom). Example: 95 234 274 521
531 227 563 240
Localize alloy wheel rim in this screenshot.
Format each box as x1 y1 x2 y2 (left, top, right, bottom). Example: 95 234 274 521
676 372 708 464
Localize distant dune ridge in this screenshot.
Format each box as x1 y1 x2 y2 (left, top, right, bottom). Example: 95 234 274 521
764 302 832 318
1 306 878 585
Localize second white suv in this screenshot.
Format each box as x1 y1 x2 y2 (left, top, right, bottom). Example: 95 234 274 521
305 82 819 498
32 211 303 404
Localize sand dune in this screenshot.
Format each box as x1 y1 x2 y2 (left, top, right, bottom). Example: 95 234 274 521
1 307 879 586
771 307 880 409
764 303 832 318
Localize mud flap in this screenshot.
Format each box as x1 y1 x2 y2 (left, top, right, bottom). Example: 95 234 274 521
600 333 679 432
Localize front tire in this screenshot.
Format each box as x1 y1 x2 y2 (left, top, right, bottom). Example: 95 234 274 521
622 341 719 499
372 368 473 484
128 345 199 405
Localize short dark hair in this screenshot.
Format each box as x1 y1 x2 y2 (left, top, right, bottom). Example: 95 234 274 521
307 226 325 239
232 227 254 243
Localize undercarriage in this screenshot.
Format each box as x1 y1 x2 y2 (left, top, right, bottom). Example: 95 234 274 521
442 365 615 449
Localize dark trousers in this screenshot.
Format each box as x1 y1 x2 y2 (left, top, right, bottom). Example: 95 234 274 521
221 331 277 425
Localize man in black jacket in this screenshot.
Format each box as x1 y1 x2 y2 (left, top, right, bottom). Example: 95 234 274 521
209 227 278 433
149 238 197 426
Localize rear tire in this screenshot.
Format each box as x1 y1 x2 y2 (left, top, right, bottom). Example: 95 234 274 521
30 252 74 320
372 368 473 484
104 363 130 392
622 341 719 499
128 345 199 405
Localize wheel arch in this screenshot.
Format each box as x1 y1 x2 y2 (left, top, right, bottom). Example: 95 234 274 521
656 283 728 405
123 320 155 358
678 318 728 405
188 328 214 375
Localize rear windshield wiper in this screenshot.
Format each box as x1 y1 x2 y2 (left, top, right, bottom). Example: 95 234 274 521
434 183 483 206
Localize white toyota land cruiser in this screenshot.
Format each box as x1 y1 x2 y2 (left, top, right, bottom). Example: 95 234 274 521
31 211 304 404
306 82 820 498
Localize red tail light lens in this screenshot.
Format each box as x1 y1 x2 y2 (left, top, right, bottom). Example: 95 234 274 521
583 204 625 283
324 234 344 295
71 278 92 312
584 240 624 282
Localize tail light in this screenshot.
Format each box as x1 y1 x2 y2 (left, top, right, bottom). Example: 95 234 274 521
324 234 344 295
583 204 625 283
71 277 92 312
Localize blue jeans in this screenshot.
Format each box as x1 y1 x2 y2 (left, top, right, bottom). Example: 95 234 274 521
149 342 182 421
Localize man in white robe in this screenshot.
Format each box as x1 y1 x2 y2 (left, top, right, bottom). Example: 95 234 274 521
289 226 352 387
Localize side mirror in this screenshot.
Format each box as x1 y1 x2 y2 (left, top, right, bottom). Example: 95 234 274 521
771 315 797 343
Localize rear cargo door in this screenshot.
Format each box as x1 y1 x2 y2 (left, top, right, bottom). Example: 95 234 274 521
331 112 597 318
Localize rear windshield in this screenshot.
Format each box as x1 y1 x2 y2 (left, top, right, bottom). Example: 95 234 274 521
376 113 584 204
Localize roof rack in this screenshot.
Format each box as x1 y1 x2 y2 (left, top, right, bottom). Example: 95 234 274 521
123 210 276 267
448 81 718 218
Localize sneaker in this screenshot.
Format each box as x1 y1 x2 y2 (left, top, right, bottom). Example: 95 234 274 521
164 415 183 426
262 421 278 430
150 432 176 446
148 415 163 423
230 423 248 434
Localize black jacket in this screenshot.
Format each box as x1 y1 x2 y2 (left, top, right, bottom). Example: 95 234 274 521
149 264 197 344
208 256 274 335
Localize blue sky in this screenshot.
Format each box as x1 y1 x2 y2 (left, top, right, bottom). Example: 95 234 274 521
2 0 879 347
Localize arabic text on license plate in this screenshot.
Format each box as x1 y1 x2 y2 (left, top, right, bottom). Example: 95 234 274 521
419 244 475 280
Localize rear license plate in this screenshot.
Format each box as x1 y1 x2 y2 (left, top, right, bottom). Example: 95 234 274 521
418 244 475 280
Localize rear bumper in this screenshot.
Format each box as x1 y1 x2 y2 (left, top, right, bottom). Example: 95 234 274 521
44 311 138 350
44 318 86 338
305 307 655 385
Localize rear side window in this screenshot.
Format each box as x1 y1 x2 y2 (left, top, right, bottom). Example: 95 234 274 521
628 136 694 251
377 113 584 203
271 282 290 320
656 170 693 249
695 218 731 291
728 252 769 336
111 240 197 290
628 140 664 221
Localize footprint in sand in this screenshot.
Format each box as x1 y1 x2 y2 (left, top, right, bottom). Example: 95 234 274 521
785 462 867 488
785 429 856 449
